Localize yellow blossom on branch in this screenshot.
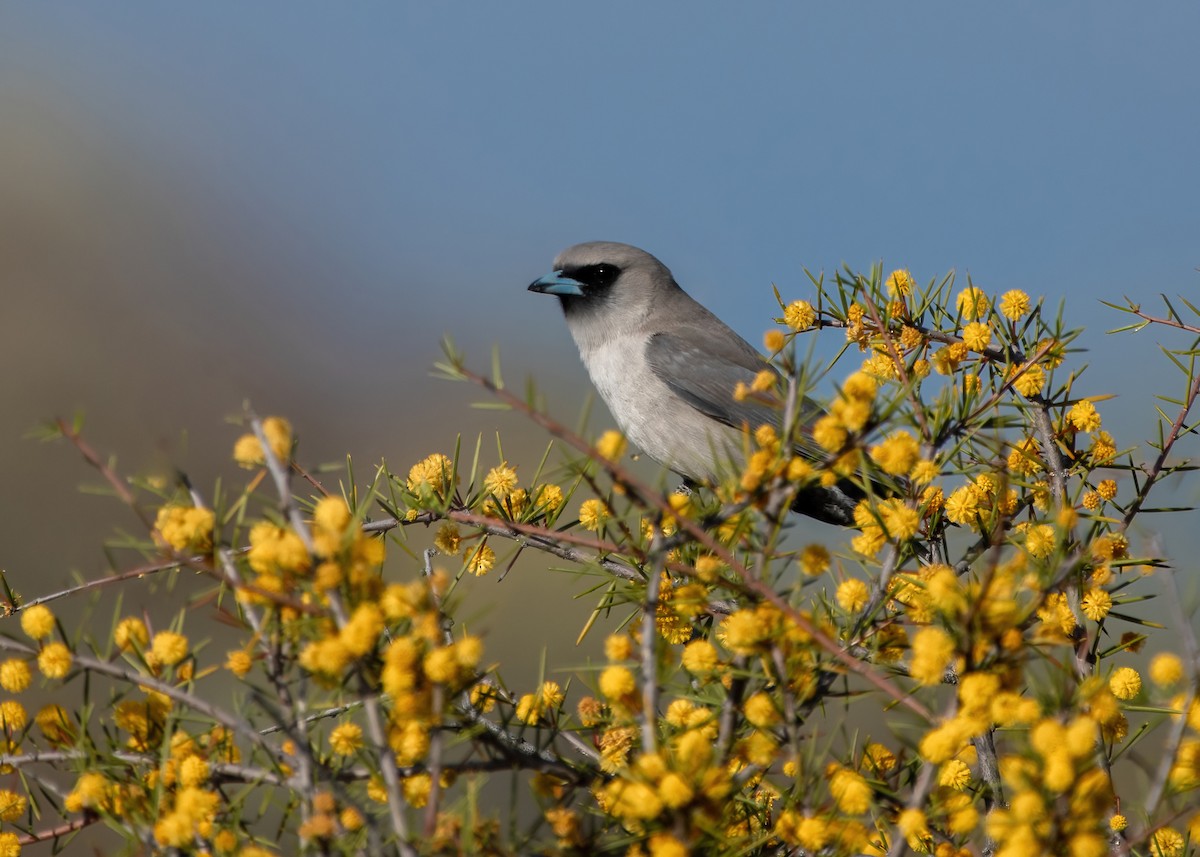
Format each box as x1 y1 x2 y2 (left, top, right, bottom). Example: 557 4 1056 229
1150 653 1183 687
962 322 992 352
999 289 1031 320
578 498 610 531
151 631 189 667
1080 588 1113 621
1011 363 1046 397
869 431 919 475
909 627 955 686
955 286 990 320
1109 667 1141 700
1068 400 1103 432
407 453 455 499
836 579 870 613
329 723 364 755
20 604 56 640
467 543 496 576
484 462 519 497
784 300 816 330
154 504 216 553
886 269 916 298
37 642 72 679
594 430 627 462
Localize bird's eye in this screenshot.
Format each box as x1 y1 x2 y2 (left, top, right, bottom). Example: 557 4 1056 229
573 263 620 289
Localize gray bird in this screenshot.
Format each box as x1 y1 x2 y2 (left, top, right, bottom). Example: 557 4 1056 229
528 241 862 525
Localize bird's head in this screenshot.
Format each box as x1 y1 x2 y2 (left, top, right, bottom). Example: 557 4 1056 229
528 242 678 320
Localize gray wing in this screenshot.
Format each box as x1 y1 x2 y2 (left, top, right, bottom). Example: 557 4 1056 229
645 331 825 461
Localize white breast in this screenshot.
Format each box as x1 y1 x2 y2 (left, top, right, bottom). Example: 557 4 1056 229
576 333 745 482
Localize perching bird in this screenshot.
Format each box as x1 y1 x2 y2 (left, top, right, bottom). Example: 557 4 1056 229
528 241 862 525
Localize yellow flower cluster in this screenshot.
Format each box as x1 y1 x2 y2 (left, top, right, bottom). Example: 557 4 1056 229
598 730 731 834
477 458 556 518
655 576 708 644
943 473 1017 531
886 269 916 298
812 371 877 455
851 497 920 555
868 430 920 476
578 498 610 531
595 430 628 462
784 300 817 331
516 680 564 725
406 452 456 501
986 738 1115 854
20 605 55 640
232 416 293 469
154 504 215 554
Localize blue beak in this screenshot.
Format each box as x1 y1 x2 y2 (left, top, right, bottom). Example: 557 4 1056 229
528 271 585 297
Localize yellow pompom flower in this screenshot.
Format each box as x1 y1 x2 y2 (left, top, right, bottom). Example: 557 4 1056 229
798 543 830 576
312 496 351 537
897 808 932 852
599 666 637 701
886 269 915 298
232 433 265 468
114 617 150 652
1151 827 1184 857
604 634 633 662
743 692 780 729
407 453 455 498
151 631 190 667
1023 524 1056 559
944 485 982 526
939 758 971 790
433 523 461 556
1149 653 1183 687
20 604 55 640
0 659 30 693
247 522 311 575
1109 666 1141 700
340 604 384 656
0 701 26 732
466 543 496 576
812 414 848 451
1011 363 1046 397
225 650 253 677
869 431 919 476
329 723 364 755
961 322 991 352
763 329 786 353
836 579 870 613
784 300 817 330
578 499 610 532
37 642 72 679
1068 400 1103 432
1080 588 1112 621
826 765 872 814
999 289 1031 320
483 462 519 498
0 791 27 824
595 430 628 462
909 627 955 686
260 416 293 459
955 286 990 320
681 639 720 675
154 504 216 553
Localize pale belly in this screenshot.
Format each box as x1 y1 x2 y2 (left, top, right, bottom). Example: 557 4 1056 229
580 336 746 482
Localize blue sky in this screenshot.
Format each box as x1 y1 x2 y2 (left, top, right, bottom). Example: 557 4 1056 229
2 4 1198 654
